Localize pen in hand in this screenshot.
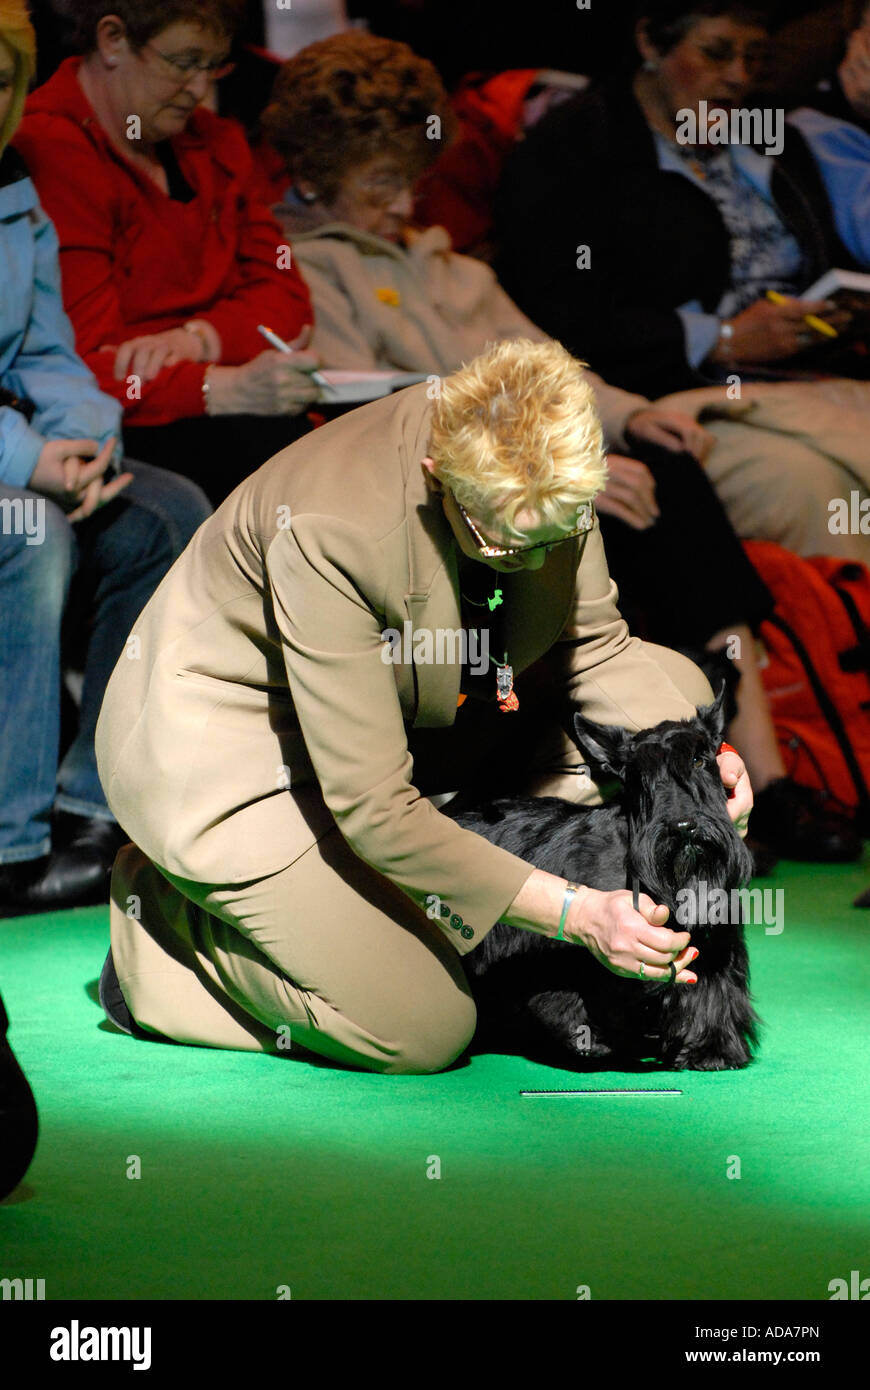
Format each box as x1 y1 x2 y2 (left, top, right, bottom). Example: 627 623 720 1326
765 289 839 338
257 324 330 387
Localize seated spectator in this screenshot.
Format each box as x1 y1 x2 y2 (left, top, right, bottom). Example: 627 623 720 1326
0 0 212 916
785 7 870 269
799 0 870 133
13 0 321 507
261 31 859 864
493 0 868 401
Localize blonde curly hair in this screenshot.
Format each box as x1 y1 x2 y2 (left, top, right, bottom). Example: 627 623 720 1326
428 339 608 540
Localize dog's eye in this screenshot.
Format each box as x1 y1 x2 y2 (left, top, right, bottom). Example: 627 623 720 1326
693 756 705 769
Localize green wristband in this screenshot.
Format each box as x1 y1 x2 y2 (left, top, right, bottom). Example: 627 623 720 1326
556 882 583 941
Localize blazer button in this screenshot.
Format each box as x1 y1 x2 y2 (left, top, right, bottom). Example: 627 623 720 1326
461 926 474 940
449 913 463 931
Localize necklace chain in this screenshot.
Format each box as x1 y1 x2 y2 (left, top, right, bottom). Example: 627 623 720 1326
459 586 507 667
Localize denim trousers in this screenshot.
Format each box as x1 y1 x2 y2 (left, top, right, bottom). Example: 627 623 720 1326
0 459 211 864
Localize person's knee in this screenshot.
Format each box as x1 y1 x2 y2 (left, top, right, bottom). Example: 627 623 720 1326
704 428 843 550
641 641 714 708
380 994 478 1075
119 460 212 556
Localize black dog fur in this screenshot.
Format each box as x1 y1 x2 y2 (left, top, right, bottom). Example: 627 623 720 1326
445 688 762 1071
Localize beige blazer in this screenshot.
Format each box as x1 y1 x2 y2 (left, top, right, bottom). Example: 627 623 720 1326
94 384 699 955
276 212 650 449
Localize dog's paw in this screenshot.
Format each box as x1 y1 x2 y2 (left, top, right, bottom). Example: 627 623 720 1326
668 1052 750 1071
569 1026 612 1058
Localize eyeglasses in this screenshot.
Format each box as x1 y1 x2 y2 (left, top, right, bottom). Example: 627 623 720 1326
454 497 594 558
146 43 235 81
356 172 413 205
692 42 767 74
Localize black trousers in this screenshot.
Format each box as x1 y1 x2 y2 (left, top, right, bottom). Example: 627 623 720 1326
123 412 315 508
597 445 774 651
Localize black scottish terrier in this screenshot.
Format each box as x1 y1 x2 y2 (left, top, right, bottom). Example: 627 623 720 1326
446 688 762 1071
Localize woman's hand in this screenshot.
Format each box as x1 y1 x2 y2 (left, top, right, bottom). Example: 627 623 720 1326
104 328 213 382
624 406 714 462
594 453 659 530
565 885 698 982
709 297 851 364
29 437 133 521
717 744 753 838
205 350 322 416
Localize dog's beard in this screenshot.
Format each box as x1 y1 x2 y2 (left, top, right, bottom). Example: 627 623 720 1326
630 820 743 913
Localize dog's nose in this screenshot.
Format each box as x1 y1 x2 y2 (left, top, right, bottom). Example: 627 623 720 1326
675 820 697 841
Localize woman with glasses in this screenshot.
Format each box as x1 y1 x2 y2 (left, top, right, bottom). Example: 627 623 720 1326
259 30 857 865
93 336 753 1072
12 0 320 505
495 0 862 399
0 0 212 918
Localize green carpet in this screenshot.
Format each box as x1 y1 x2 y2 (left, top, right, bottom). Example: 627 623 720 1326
2 858 869 1301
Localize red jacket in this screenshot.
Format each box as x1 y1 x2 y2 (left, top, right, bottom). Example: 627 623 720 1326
14 58 312 426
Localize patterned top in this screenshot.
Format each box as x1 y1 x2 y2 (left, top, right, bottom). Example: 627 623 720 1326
656 134 807 318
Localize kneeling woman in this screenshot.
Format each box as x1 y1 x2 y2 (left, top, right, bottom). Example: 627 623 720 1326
94 338 752 1075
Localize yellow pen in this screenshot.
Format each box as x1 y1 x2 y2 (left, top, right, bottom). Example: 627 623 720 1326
766 289 839 338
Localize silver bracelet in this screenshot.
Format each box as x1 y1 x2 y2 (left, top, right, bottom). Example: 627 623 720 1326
555 881 583 941
201 365 212 415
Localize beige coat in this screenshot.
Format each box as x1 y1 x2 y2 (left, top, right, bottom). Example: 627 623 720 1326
95 383 705 958
275 208 649 449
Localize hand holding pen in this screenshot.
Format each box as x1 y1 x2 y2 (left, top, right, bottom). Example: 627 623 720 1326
200 324 323 416
710 292 851 365
257 324 330 389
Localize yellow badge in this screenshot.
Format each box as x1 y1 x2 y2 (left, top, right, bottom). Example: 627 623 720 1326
375 287 401 306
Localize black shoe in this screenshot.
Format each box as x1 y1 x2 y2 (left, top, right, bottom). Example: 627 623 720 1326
0 817 129 918
0 990 39 1201
98 947 135 1035
748 778 862 863
98 948 168 1042
0 855 51 910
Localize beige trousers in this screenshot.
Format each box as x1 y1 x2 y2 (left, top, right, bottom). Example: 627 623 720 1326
107 645 713 1075
657 380 870 565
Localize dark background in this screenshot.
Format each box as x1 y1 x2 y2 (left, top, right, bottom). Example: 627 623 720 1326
27 0 870 98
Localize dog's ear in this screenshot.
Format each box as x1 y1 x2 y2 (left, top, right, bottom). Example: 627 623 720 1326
571 712 630 779
695 680 727 745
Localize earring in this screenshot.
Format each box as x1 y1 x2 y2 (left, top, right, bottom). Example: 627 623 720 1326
298 188 319 204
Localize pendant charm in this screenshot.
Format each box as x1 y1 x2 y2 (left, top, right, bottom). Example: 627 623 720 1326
496 662 518 713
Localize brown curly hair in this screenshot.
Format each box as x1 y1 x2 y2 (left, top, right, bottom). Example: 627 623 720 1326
261 32 458 202
58 0 246 53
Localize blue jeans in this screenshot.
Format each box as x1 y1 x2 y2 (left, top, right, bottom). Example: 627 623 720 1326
0 459 211 864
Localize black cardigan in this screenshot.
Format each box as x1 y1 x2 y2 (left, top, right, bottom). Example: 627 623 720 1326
493 79 857 397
